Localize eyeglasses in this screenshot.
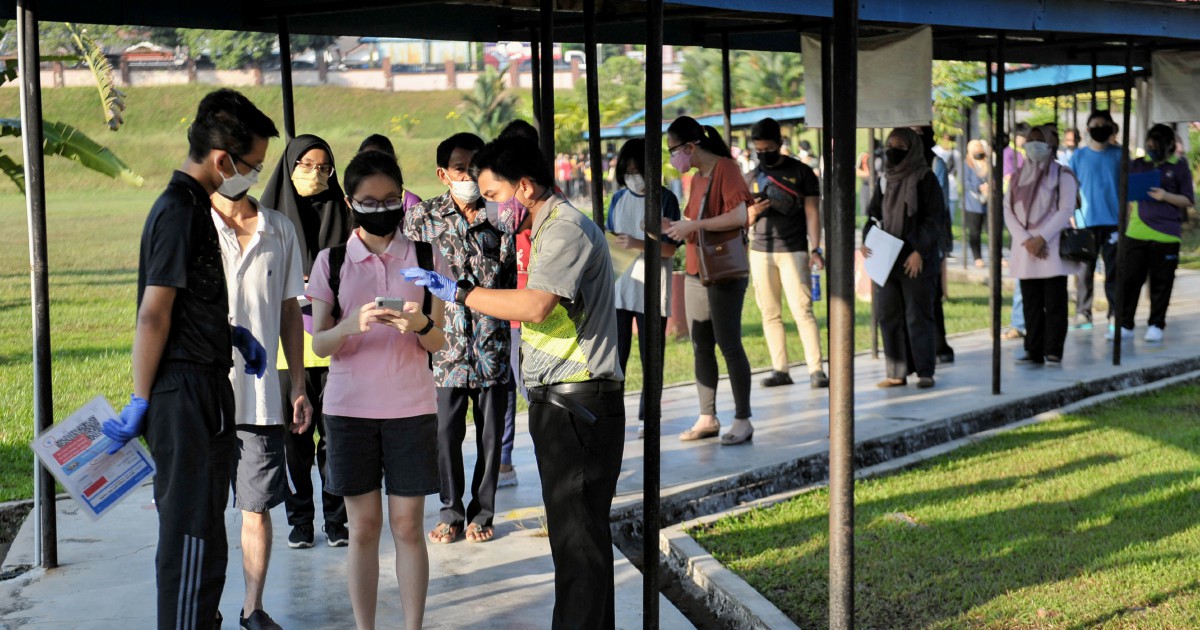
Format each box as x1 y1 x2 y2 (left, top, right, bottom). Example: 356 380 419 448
295 160 334 176
350 194 406 212
229 153 264 174
667 141 691 156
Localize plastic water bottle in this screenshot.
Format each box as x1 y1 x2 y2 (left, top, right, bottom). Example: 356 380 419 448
811 269 822 302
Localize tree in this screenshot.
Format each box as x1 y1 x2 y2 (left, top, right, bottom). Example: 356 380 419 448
932 60 984 138
735 51 803 107
0 22 141 191
460 66 519 140
177 29 276 70
679 47 727 113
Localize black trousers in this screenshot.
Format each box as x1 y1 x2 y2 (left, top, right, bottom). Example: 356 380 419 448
615 309 668 421
932 265 954 358
1120 238 1180 330
1020 276 1069 361
1074 225 1119 323
143 363 236 630
875 263 937 379
280 367 346 528
965 211 986 261
436 385 506 526
684 274 752 419
529 387 625 630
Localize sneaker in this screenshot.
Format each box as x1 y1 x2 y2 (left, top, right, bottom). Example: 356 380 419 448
761 371 793 388
240 609 283 630
288 523 314 549
637 422 645 439
1145 325 1164 342
324 522 349 547
1070 318 1094 330
497 466 519 488
810 371 829 389
935 352 955 365
1105 325 1134 341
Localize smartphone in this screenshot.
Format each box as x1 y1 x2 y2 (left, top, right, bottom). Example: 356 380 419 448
374 297 410 312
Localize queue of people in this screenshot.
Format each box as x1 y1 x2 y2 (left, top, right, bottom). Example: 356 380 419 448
97 87 1191 630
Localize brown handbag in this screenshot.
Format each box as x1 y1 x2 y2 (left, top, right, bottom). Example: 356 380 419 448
696 173 750 286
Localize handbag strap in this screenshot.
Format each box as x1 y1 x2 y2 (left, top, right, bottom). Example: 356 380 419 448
696 169 716 247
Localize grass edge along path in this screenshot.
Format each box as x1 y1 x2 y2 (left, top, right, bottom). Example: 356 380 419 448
690 381 1200 629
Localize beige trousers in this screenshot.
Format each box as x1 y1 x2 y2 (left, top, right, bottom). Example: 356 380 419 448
750 249 824 375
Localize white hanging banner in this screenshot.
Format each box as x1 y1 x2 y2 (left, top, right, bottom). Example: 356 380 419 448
802 26 933 129
1151 50 1200 123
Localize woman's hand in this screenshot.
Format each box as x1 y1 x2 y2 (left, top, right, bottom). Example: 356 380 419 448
343 302 383 335
903 251 923 278
613 234 639 250
1148 186 1167 202
376 303 429 334
1023 235 1048 259
664 217 699 242
979 182 990 197
859 245 873 259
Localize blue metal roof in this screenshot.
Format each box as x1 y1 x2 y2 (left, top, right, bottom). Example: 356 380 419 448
963 65 1139 100
611 91 691 128
591 102 807 140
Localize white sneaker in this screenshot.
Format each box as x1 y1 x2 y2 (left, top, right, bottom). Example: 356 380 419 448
1145 325 1164 342
497 467 518 488
1105 325 1134 341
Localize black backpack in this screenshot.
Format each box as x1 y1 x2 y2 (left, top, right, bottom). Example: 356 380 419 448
326 241 436 368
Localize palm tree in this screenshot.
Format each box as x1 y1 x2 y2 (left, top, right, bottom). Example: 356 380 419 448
460 66 519 141
736 52 804 107
0 22 142 191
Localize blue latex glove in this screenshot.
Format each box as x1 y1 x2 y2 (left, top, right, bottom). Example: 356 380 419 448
401 267 457 303
231 325 267 378
101 394 149 454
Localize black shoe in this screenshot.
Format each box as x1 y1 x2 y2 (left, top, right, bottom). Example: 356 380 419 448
214 611 223 630
324 521 349 547
936 352 955 365
761 371 794 388
810 371 829 389
240 609 283 630
288 523 314 549
1015 351 1044 365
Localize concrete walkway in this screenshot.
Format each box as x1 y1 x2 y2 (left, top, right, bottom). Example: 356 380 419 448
4 271 1198 630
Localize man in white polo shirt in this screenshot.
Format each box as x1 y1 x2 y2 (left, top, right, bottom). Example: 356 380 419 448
211 189 311 630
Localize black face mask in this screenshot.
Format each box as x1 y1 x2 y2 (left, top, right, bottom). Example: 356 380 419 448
972 152 986 160
756 150 781 166
885 147 909 167
1088 125 1114 144
353 209 404 237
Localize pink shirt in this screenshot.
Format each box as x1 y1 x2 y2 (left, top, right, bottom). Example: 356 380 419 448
307 228 449 419
1003 162 1082 280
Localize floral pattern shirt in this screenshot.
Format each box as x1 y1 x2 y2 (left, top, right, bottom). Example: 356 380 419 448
404 191 516 388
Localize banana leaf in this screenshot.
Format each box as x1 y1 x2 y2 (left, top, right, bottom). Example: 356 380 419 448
0 118 143 187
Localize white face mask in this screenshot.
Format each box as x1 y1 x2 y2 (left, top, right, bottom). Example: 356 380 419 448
626 174 646 195
217 155 259 201
449 179 481 204
1024 141 1052 164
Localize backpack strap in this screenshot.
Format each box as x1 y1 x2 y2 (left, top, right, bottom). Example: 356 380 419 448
327 244 347 322
414 241 435 370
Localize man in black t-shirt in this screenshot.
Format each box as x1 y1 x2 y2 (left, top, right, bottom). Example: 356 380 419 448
745 118 829 389
102 89 278 630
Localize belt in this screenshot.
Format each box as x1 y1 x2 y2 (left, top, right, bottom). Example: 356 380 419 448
527 380 622 425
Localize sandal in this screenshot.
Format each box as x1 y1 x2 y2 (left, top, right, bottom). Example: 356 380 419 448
428 522 460 544
876 378 907 388
465 523 494 543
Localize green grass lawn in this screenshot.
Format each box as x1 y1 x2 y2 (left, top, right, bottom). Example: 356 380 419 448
691 382 1200 629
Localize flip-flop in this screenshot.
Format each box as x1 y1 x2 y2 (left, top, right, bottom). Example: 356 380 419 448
465 522 493 543
428 522 460 544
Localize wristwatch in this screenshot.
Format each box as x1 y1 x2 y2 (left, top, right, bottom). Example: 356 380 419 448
811 247 824 256
455 279 476 305
415 315 435 336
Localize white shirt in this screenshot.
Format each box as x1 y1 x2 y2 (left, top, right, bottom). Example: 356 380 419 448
608 188 673 314
211 203 305 426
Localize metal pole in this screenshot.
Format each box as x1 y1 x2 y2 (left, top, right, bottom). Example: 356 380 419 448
867 130 879 359
990 37 1006 396
643 2 664 626
277 15 296 140
1053 91 1059 131
828 1 858 628
1091 55 1098 110
18 0 57 570
584 0 604 225
1113 43 1133 365
820 20 833 355
960 106 970 270
530 28 542 126
721 32 733 149
1072 94 1079 130
539 0 556 159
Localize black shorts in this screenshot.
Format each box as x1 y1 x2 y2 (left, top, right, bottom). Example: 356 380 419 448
233 425 288 512
325 414 438 497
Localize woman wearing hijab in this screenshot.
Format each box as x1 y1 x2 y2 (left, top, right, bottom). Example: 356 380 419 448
1004 125 1079 364
963 139 992 268
861 127 947 389
259 134 352 548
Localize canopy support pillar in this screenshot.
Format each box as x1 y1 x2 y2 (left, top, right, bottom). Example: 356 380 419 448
721 32 732 148
278 15 296 140
989 37 1006 396
538 0 555 158
1113 42 1134 366
584 0 603 225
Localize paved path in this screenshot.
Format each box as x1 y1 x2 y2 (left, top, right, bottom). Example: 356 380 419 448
4 272 1197 630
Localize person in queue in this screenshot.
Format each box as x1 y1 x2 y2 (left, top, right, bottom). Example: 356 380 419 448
260 134 351 549
662 116 756 445
101 88 276 630
963 139 992 268
308 150 449 630
1069 110 1123 334
356 133 424 211
607 137 682 438
402 135 625 629
1004 125 1079 364
1117 123 1194 342
861 127 946 389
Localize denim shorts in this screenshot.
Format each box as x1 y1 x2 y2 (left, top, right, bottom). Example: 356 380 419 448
324 413 438 497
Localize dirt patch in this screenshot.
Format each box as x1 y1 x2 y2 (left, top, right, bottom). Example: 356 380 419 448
0 499 32 569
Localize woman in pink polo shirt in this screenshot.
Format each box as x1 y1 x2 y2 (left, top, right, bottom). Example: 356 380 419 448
309 150 449 630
